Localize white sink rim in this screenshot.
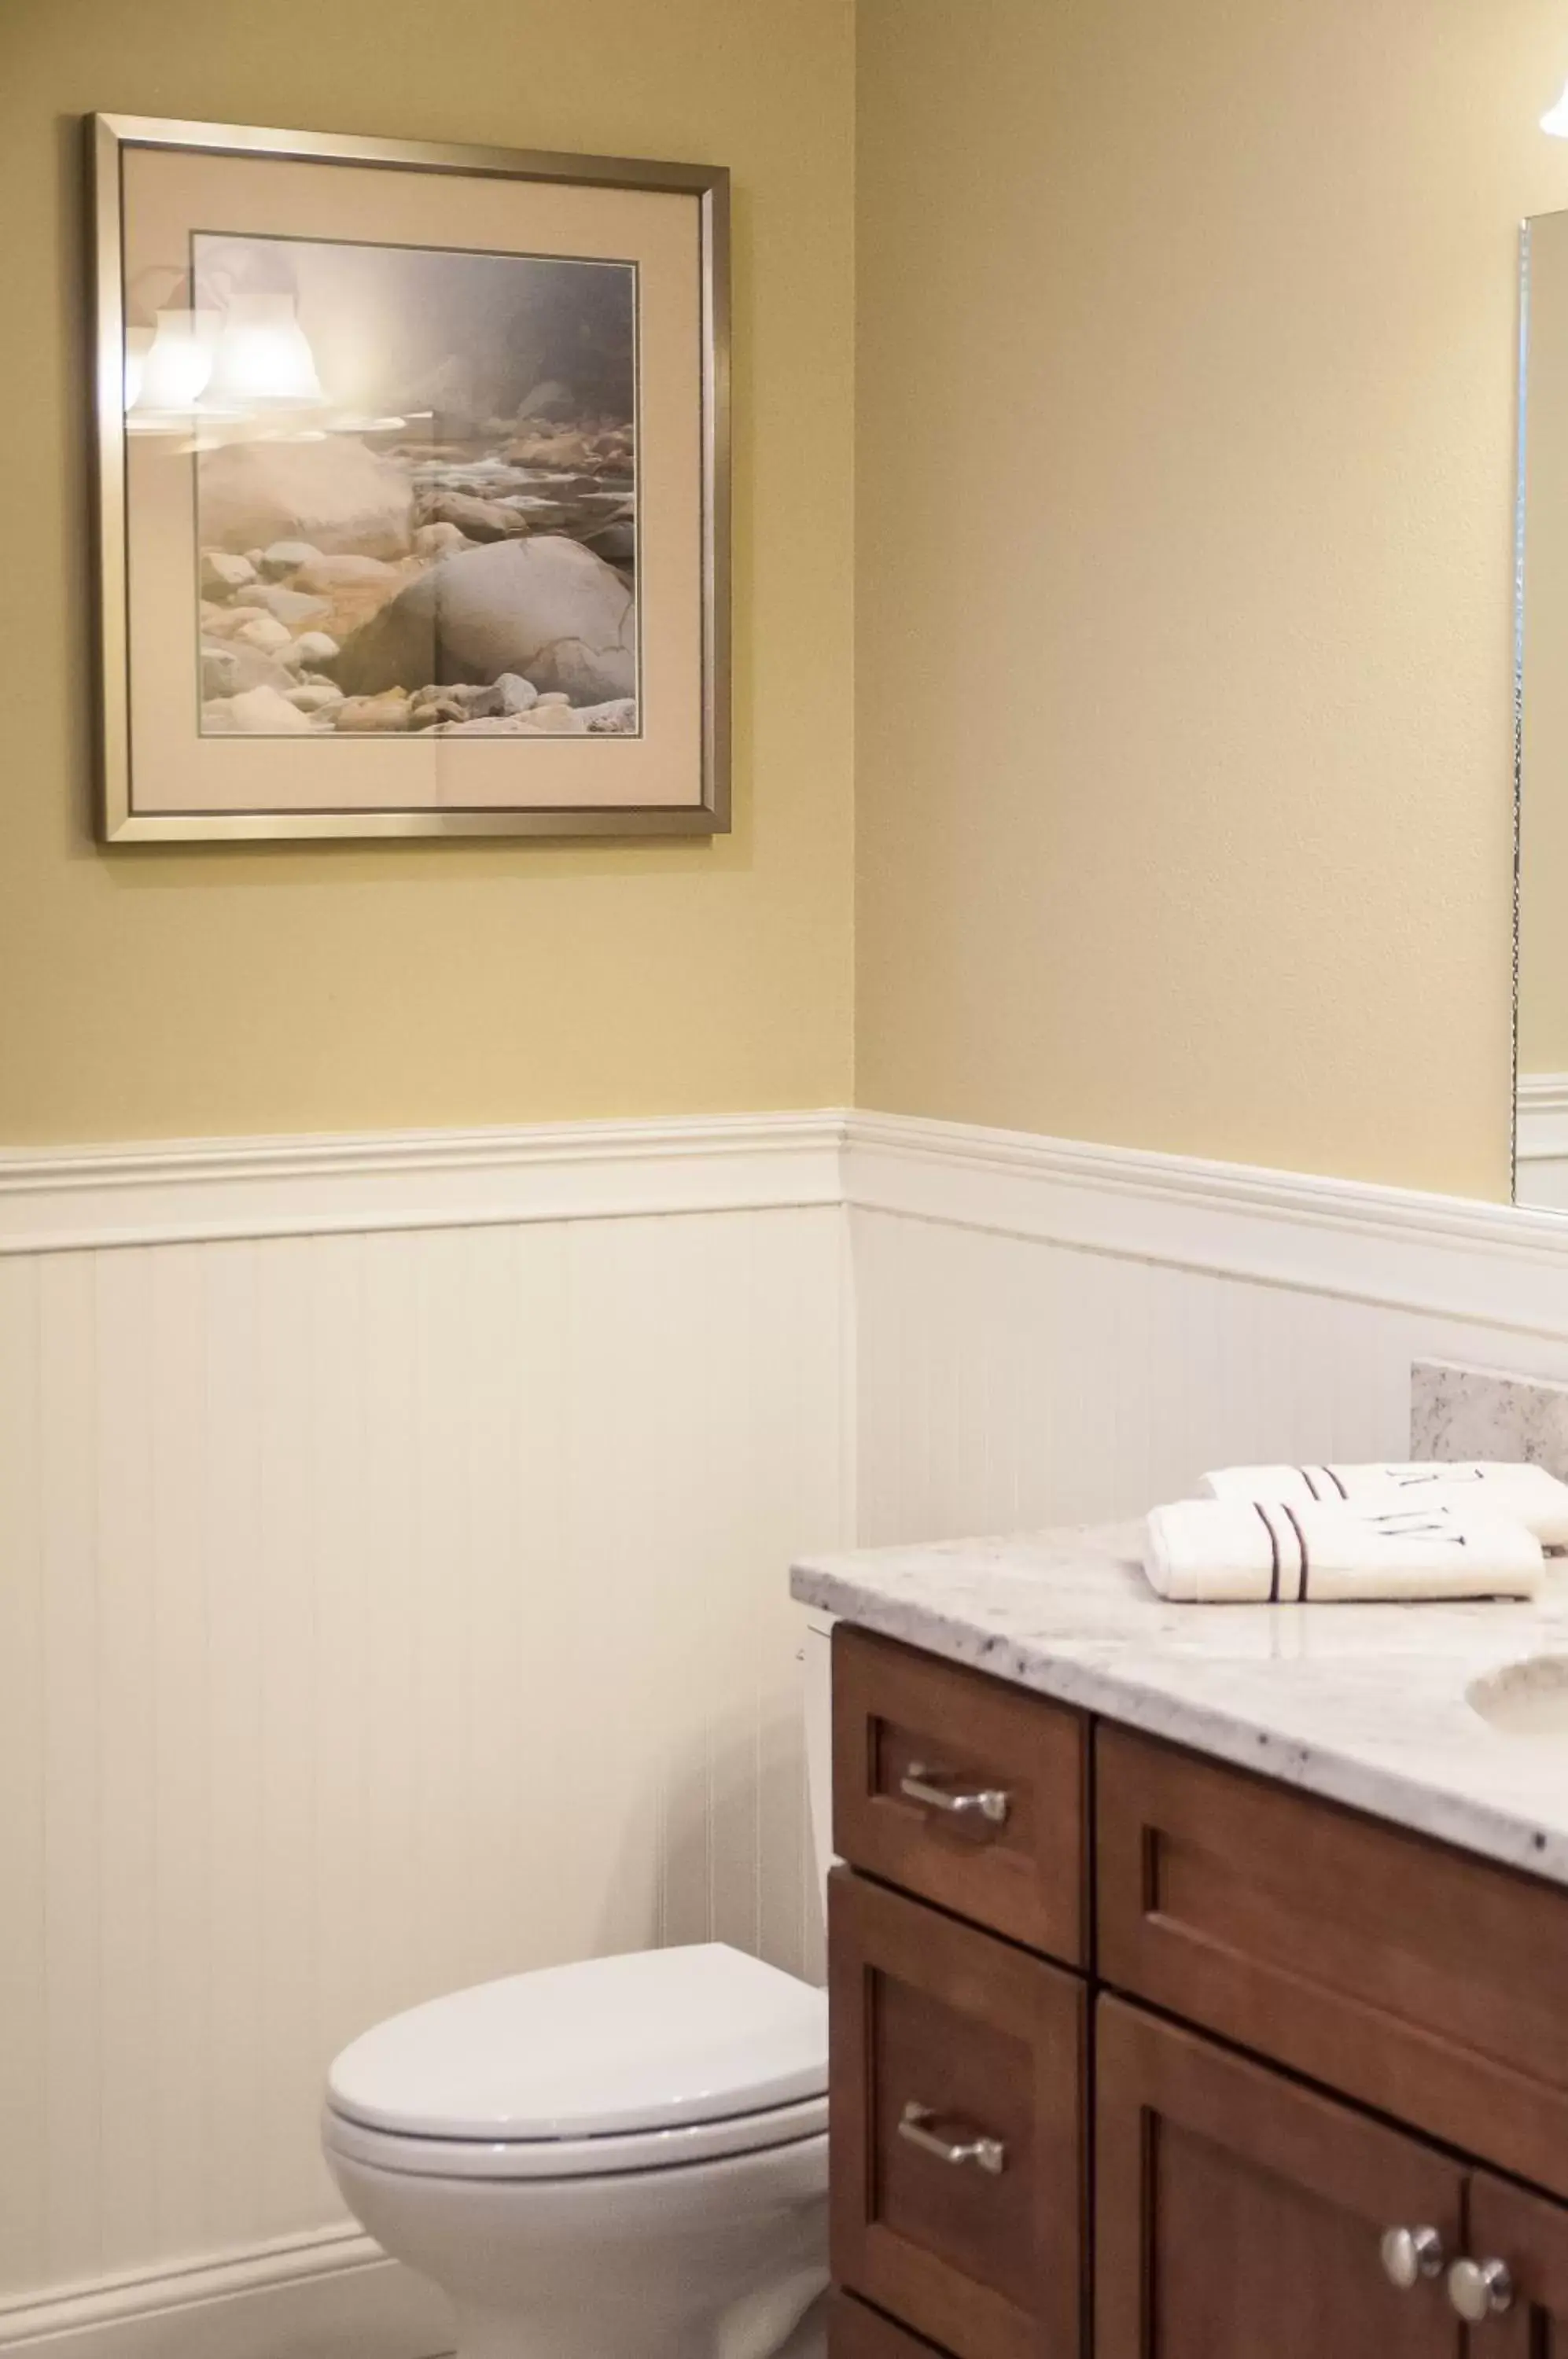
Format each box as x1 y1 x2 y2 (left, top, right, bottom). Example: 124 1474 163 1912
1467 1654 1568 1739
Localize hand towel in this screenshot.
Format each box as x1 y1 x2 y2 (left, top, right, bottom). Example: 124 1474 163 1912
1143 1497 1544 1604
1199 1461 1568 1548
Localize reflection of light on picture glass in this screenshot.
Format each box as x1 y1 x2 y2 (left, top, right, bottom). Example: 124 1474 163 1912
1544 78 1568 134
125 307 219 425
123 326 153 410
204 293 325 407
123 285 334 439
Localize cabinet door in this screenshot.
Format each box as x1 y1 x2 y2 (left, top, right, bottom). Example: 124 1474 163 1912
829 2291 951 2357
1096 1997 1463 2359
1464 2172 1568 2356
830 1867 1085 2359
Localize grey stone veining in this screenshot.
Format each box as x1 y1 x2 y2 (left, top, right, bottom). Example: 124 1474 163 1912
792 1524 1568 1886
1412 1360 1568 1478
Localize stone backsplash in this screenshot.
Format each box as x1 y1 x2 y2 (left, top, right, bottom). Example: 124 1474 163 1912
1412 1361 1568 1479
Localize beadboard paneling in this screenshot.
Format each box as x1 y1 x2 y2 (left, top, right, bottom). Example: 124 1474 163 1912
850 1198 1568 1546
0 1201 845 2318
16 1104 1568 2353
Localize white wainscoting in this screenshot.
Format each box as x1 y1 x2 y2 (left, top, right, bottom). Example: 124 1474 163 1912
0 1116 848 2357
845 1112 1568 1544
13 1101 1568 2358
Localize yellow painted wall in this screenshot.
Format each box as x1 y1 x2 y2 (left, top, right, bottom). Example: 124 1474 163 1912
9 1 1562 1195
855 0 1568 1200
1519 209 1568 1078
0 0 854 1145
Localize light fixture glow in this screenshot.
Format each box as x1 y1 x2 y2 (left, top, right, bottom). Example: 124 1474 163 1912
203 293 326 410
127 307 219 418
1543 76 1568 135
123 326 153 411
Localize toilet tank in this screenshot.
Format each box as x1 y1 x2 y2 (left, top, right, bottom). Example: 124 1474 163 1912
803 1613 837 1910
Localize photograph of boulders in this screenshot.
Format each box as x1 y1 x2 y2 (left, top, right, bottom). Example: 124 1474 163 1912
193 233 638 740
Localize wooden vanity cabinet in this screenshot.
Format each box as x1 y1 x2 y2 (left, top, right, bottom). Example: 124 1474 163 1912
1095 1998 1463 2359
1097 1721 1568 2201
831 1621 1088 1960
828 1868 1085 2359
826 1625 1568 2359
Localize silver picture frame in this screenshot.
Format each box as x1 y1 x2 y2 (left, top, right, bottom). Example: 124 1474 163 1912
87 112 731 842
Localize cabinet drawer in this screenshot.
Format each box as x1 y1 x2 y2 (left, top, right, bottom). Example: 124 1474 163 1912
830 1867 1085 2359
830 2291 951 2357
833 1626 1087 1962
1097 1724 1568 2199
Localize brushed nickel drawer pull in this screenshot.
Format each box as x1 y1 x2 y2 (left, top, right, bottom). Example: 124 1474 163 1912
897 2100 1007 2176
899 1762 1011 1825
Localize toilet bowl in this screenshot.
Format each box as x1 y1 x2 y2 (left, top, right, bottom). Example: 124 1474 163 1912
323 1616 837 2359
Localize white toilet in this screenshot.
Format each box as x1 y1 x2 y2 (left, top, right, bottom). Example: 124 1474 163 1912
322 1614 837 2359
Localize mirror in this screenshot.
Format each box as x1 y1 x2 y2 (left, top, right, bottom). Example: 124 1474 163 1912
1518 211 1568 1209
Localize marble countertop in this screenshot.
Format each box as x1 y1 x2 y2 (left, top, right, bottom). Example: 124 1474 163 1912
791 1525 1568 1886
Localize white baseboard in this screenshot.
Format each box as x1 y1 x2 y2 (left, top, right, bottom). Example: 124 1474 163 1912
844 1110 1568 1338
0 2229 451 2359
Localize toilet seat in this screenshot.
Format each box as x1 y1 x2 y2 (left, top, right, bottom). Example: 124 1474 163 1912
325 1942 828 2181
322 2089 829 2181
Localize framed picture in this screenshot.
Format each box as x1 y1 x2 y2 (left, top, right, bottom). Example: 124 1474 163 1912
86 113 729 841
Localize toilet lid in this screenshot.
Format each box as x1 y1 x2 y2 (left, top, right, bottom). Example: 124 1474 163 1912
326 1944 828 2140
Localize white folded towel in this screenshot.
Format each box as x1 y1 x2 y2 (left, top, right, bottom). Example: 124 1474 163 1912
1200 1461 1568 1548
1144 1497 1544 1603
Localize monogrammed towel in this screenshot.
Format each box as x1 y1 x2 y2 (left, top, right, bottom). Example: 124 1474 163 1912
1199 1462 1568 1548
1144 1496 1544 1603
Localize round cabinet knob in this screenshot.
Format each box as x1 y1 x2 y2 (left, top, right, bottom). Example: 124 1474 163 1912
1448 2258 1515 2323
1381 2226 1446 2290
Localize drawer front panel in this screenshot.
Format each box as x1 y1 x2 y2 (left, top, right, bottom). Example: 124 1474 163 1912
1097 1724 1568 2198
830 1868 1085 2359
833 1626 1087 1962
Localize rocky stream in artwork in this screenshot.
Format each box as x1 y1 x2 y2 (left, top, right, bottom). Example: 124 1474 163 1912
196 413 639 738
